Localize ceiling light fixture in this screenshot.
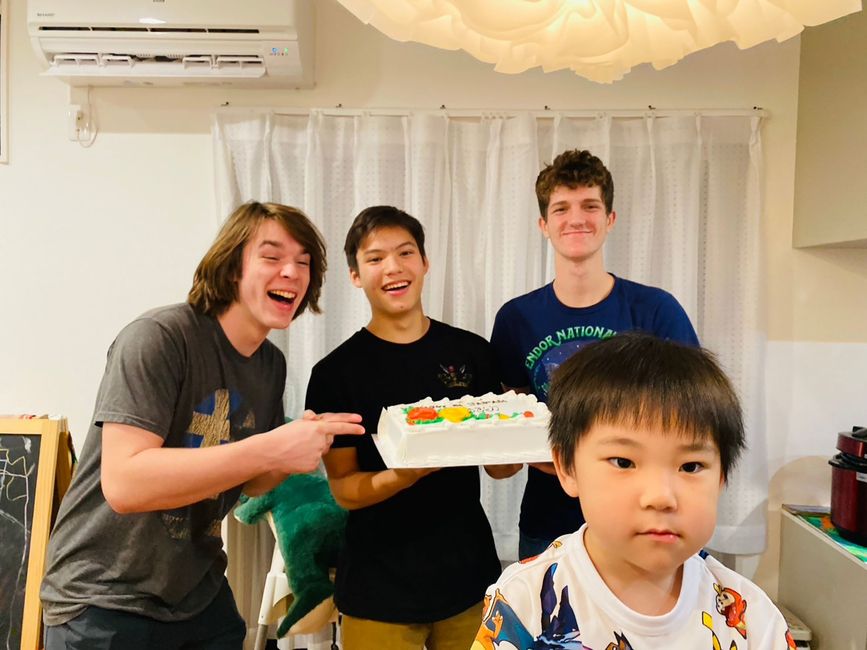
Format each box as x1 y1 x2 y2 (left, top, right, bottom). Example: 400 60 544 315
335 0 862 83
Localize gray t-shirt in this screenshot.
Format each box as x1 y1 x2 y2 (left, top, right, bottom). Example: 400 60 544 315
41 303 286 625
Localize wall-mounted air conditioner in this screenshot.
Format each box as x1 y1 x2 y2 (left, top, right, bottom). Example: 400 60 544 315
27 0 314 88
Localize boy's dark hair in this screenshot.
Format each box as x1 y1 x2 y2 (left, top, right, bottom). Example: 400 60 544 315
188 201 327 319
548 332 745 481
343 205 427 273
536 149 614 218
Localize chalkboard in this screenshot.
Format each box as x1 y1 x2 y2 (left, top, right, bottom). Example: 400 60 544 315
0 418 72 650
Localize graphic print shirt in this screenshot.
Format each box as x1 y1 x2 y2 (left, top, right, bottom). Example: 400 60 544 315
41 304 286 625
473 527 796 650
490 277 699 540
491 277 698 401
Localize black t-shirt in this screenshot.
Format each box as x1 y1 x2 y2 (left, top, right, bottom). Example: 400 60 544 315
305 319 502 623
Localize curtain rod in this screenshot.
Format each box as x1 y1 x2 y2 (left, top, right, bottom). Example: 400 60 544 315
217 105 768 119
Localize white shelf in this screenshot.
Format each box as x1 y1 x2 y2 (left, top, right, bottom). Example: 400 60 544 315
778 509 867 649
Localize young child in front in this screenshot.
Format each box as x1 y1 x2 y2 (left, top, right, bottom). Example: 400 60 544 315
473 333 796 650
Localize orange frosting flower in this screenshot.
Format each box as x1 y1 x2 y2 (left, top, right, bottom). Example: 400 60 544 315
406 407 439 424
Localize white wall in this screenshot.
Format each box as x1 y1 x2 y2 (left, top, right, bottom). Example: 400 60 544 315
1 0 865 598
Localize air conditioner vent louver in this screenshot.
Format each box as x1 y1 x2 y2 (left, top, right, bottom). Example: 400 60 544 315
40 26 91 31
38 26 261 35
51 53 264 65
90 27 148 32
149 27 207 33
54 53 99 65
49 52 266 78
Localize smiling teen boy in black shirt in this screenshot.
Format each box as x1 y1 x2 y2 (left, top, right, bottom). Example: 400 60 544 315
305 206 514 650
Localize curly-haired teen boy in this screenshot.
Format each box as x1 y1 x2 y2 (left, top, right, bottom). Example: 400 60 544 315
473 333 795 650
491 149 699 559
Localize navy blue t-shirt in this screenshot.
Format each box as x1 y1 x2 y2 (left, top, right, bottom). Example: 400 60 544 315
490 276 699 540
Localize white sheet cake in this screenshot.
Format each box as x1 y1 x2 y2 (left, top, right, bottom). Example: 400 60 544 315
375 391 551 467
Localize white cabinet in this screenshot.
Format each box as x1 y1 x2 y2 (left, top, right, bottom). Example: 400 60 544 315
778 509 867 649
792 8 867 248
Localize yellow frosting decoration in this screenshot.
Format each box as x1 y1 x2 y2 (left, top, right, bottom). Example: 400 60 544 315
438 406 472 423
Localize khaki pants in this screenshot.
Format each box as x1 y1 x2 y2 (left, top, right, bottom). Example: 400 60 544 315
340 601 483 650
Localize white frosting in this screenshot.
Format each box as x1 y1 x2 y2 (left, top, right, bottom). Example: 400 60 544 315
376 390 551 466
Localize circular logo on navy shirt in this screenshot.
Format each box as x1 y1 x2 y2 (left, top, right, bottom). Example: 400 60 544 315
532 339 588 399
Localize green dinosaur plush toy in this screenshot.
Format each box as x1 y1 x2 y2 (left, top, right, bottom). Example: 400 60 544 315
235 471 346 638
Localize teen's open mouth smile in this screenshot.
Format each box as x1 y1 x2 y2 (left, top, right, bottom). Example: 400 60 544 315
268 289 297 305
383 281 410 293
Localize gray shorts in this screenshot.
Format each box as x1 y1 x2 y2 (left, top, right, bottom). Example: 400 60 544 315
44 578 245 650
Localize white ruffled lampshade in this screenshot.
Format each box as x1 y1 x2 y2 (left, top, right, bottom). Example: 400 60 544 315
334 0 862 83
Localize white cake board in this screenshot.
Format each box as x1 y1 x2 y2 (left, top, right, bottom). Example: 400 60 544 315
372 434 552 469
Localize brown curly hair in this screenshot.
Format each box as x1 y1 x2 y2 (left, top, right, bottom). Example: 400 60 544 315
536 149 614 219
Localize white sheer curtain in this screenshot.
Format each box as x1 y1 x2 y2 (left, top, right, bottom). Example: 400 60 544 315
214 109 766 644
